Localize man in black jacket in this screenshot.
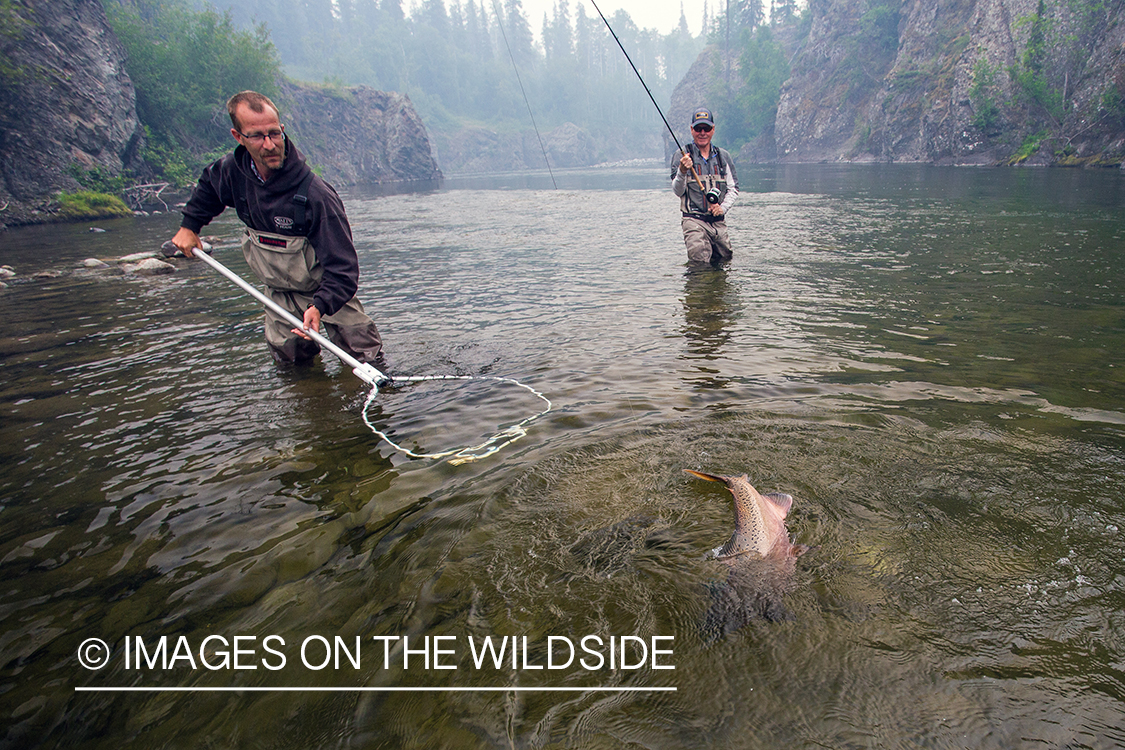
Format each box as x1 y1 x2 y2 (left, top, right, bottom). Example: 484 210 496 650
169 90 386 368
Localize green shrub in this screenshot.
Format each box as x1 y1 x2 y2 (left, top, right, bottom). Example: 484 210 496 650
103 0 281 179
970 58 1001 133
54 191 133 221
1010 1 1063 122
1007 130 1047 164
68 164 128 194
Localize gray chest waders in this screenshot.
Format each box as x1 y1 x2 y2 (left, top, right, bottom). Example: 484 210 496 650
238 174 385 365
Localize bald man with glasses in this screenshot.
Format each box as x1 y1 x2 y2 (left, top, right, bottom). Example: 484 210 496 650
169 90 387 370
671 107 739 267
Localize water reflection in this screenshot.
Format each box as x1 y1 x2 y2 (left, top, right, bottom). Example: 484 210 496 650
680 266 738 362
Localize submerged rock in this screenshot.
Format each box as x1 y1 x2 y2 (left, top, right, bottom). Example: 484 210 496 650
0 267 15 279
33 270 63 279
566 515 686 580
82 258 109 268
122 258 174 276
117 251 156 263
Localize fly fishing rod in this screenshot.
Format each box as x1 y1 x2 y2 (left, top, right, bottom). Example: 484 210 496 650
166 241 552 464
586 0 707 193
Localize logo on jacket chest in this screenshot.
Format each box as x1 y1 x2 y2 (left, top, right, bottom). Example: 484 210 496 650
274 216 294 230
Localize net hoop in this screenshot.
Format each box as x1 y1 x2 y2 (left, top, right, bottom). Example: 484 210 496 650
178 247 550 464
361 374 552 465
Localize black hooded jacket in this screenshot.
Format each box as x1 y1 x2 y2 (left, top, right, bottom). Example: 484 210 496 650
180 137 359 317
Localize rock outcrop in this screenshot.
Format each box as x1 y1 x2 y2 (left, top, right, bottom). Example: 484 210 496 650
668 46 725 162
674 0 1125 166
280 82 442 185
0 0 144 226
0 6 444 227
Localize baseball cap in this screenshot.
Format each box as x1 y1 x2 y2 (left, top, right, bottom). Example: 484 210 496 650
690 108 714 128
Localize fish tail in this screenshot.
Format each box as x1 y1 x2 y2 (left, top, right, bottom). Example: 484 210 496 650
684 469 727 483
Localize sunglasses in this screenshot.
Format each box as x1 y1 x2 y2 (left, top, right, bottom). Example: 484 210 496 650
693 124 713 133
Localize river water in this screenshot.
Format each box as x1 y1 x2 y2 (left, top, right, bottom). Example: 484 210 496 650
2 163 1124 748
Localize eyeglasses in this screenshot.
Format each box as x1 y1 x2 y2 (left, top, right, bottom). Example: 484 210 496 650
693 125 713 133
237 129 284 144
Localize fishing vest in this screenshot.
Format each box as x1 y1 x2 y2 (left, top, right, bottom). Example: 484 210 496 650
238 172 322 293
679 145 729 220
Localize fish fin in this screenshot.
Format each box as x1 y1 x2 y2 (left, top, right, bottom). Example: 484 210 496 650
764 492 794 517
715 535 760 560
684 469 727 484
715 535 740 558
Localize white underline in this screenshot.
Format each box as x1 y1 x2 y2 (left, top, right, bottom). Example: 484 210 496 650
76 686 676 693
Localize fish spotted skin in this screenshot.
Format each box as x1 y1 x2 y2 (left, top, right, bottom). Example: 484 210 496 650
683 469 794 559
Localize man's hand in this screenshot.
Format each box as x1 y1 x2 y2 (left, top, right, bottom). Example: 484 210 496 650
679 153 693 173
170 227 202 258
293 304 321 340
709 203 724 217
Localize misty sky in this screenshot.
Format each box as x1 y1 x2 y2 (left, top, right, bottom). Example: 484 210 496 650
516 0 801 40
519 0 707 37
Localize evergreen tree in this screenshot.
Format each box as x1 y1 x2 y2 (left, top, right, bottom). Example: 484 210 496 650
502 0 536 67
771 0 797 25
733 24 787 141
550 0 574 59
382 0 404 23
158 0 711 158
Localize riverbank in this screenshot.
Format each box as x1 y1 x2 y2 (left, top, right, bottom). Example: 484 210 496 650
0 187 182 231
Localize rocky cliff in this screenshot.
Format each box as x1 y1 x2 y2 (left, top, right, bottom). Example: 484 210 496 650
281 82 442 185
674 0 1125 166
0 3 443 228
0 0 144 226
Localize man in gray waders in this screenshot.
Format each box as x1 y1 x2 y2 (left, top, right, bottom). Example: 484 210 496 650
671 107 739 267
169 90 387 369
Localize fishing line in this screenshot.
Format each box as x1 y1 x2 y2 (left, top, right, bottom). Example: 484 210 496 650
174 244 552 465
491 0 558 189
586 0 707 192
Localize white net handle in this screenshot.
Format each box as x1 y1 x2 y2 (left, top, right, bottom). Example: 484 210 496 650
182 246 551 464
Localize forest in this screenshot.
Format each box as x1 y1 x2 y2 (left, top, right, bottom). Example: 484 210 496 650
100 0 802 179
195 0 797 135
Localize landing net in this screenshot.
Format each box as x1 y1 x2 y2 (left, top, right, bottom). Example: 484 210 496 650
181 245 553 466
361 374 552 465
